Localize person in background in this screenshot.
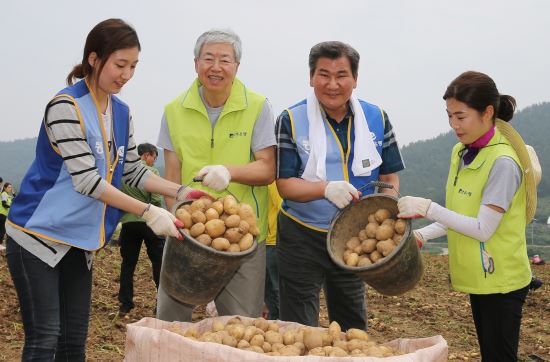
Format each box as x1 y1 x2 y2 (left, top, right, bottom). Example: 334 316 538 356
264 182 282 320
117 143 165 316
398 71 533 361
156 28 276 322
0 182 14 243
5 19 207 360
275 41 404 331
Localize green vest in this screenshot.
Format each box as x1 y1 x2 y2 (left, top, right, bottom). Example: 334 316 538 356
0 191 12 216
165 78 269 241
445 129 531 294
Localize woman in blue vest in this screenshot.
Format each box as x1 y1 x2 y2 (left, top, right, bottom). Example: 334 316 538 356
5 19 207 361
398 71 533 361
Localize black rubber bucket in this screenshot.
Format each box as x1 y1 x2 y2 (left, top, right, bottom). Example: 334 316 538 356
160 201 258 306
327 194 423 296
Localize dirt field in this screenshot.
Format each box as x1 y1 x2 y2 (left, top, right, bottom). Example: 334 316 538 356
1 246 548 361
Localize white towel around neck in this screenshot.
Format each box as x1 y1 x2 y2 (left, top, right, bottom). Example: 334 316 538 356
301 91 382 182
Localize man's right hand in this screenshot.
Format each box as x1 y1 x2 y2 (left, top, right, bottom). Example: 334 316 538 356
142 204 183 240
324 181 359 209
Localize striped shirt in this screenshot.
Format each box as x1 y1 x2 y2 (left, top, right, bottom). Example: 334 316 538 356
7 96 152 268
276 105 405 179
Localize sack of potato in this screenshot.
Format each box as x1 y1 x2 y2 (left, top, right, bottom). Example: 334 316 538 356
342 208 408 267
125 316 448 361
175 195 259 253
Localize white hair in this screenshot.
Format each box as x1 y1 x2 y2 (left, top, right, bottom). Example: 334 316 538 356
194 29 242 62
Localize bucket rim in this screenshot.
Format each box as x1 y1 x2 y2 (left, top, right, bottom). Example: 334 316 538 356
326 193 411 271
171 200 258 258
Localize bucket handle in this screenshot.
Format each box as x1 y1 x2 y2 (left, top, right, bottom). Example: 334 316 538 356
190 177 240 202
357 181 401 197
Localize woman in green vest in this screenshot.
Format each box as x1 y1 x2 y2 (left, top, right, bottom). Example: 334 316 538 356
0 182 14 242
397 71 533 361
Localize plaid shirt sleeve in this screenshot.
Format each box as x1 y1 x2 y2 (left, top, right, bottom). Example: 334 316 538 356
379 111 405 175
276 110 302 178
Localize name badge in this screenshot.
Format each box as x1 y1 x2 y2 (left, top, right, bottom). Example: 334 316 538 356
362 159 370 168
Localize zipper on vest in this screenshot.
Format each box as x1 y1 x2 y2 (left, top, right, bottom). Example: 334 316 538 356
211 128 215 148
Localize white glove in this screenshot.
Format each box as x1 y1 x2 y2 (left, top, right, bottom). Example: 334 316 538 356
142 204 182 239
397 196 432 219
324 181 359 209
197 165 231 192
412 230 426 249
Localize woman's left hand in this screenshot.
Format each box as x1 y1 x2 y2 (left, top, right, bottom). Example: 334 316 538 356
397 196 432 218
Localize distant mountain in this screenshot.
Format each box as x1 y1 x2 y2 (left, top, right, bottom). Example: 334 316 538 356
1 102 548 204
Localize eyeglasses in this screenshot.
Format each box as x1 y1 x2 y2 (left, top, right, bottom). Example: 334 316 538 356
198 56 236 67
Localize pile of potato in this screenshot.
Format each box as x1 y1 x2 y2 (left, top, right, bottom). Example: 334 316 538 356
342 208 407 267
175 195 259 253
168 317 401 357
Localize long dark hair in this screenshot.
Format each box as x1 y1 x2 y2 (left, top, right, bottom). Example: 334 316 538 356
443 71 516 122
66 18 141 85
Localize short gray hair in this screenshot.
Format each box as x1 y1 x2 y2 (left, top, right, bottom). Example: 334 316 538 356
194 29 242 62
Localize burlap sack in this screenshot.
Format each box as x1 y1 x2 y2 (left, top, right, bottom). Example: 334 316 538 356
124 316 447 361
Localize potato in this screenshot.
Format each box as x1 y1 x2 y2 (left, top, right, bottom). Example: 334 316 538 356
249 224 260 236
376 239 396 257
343 249 353 263
358 256 372 267
345 237 361 250
223 195 240 215
254 317 269 331
226 324 245 340
375 224 394 241
367 213 377 224
238 220 250 234
219 213 229 222
242 325 257 342
193 234 211 246
347 338 368 351
282 330 295 345
322 332 333 346
250 334 265 347
182 204 192 213
308 347 325 356
238 203 256 222
278 345 301 356
381 218 395 227
184 327 198 338
333 340 348 352
374 208 391 223
224 227 244 243
239 233 254 251
262 341 272 353
345 252 359 267
303 328 323 350
227 243 241 253
248 345 265 354
271 342 285 352
393 233 403 245
353 245 363 255
358 229 368 241
205 219 226 238
226 316 243 325
237 339 250 349
190 199 207 213
329 346 348 357
293 341 305 355
225 214 241 228
365 223 378 238
265 330 283 344
346 328 369 342
222 334 237 347
351 349 367 357
204 208 219 221
370 250 383 263
175 208 192 228
361 239 377 253
212 237 230 251
191 210 206 224
394 219 407 234
190 222 205 237
211 200 224 215
200 196 213 208
268 323 280 332
212 320 225 332
328 321 342 341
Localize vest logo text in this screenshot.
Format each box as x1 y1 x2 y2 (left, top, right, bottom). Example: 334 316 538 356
458 188 472 197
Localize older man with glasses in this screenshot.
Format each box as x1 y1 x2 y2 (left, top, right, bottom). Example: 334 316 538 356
156 29 276 322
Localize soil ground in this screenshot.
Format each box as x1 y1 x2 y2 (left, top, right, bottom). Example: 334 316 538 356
0 246 548 361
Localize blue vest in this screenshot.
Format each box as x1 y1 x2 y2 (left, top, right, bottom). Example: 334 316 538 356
281 99 384 231
8 79 129 250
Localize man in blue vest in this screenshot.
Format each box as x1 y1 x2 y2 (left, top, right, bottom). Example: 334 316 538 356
275 41 405 330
